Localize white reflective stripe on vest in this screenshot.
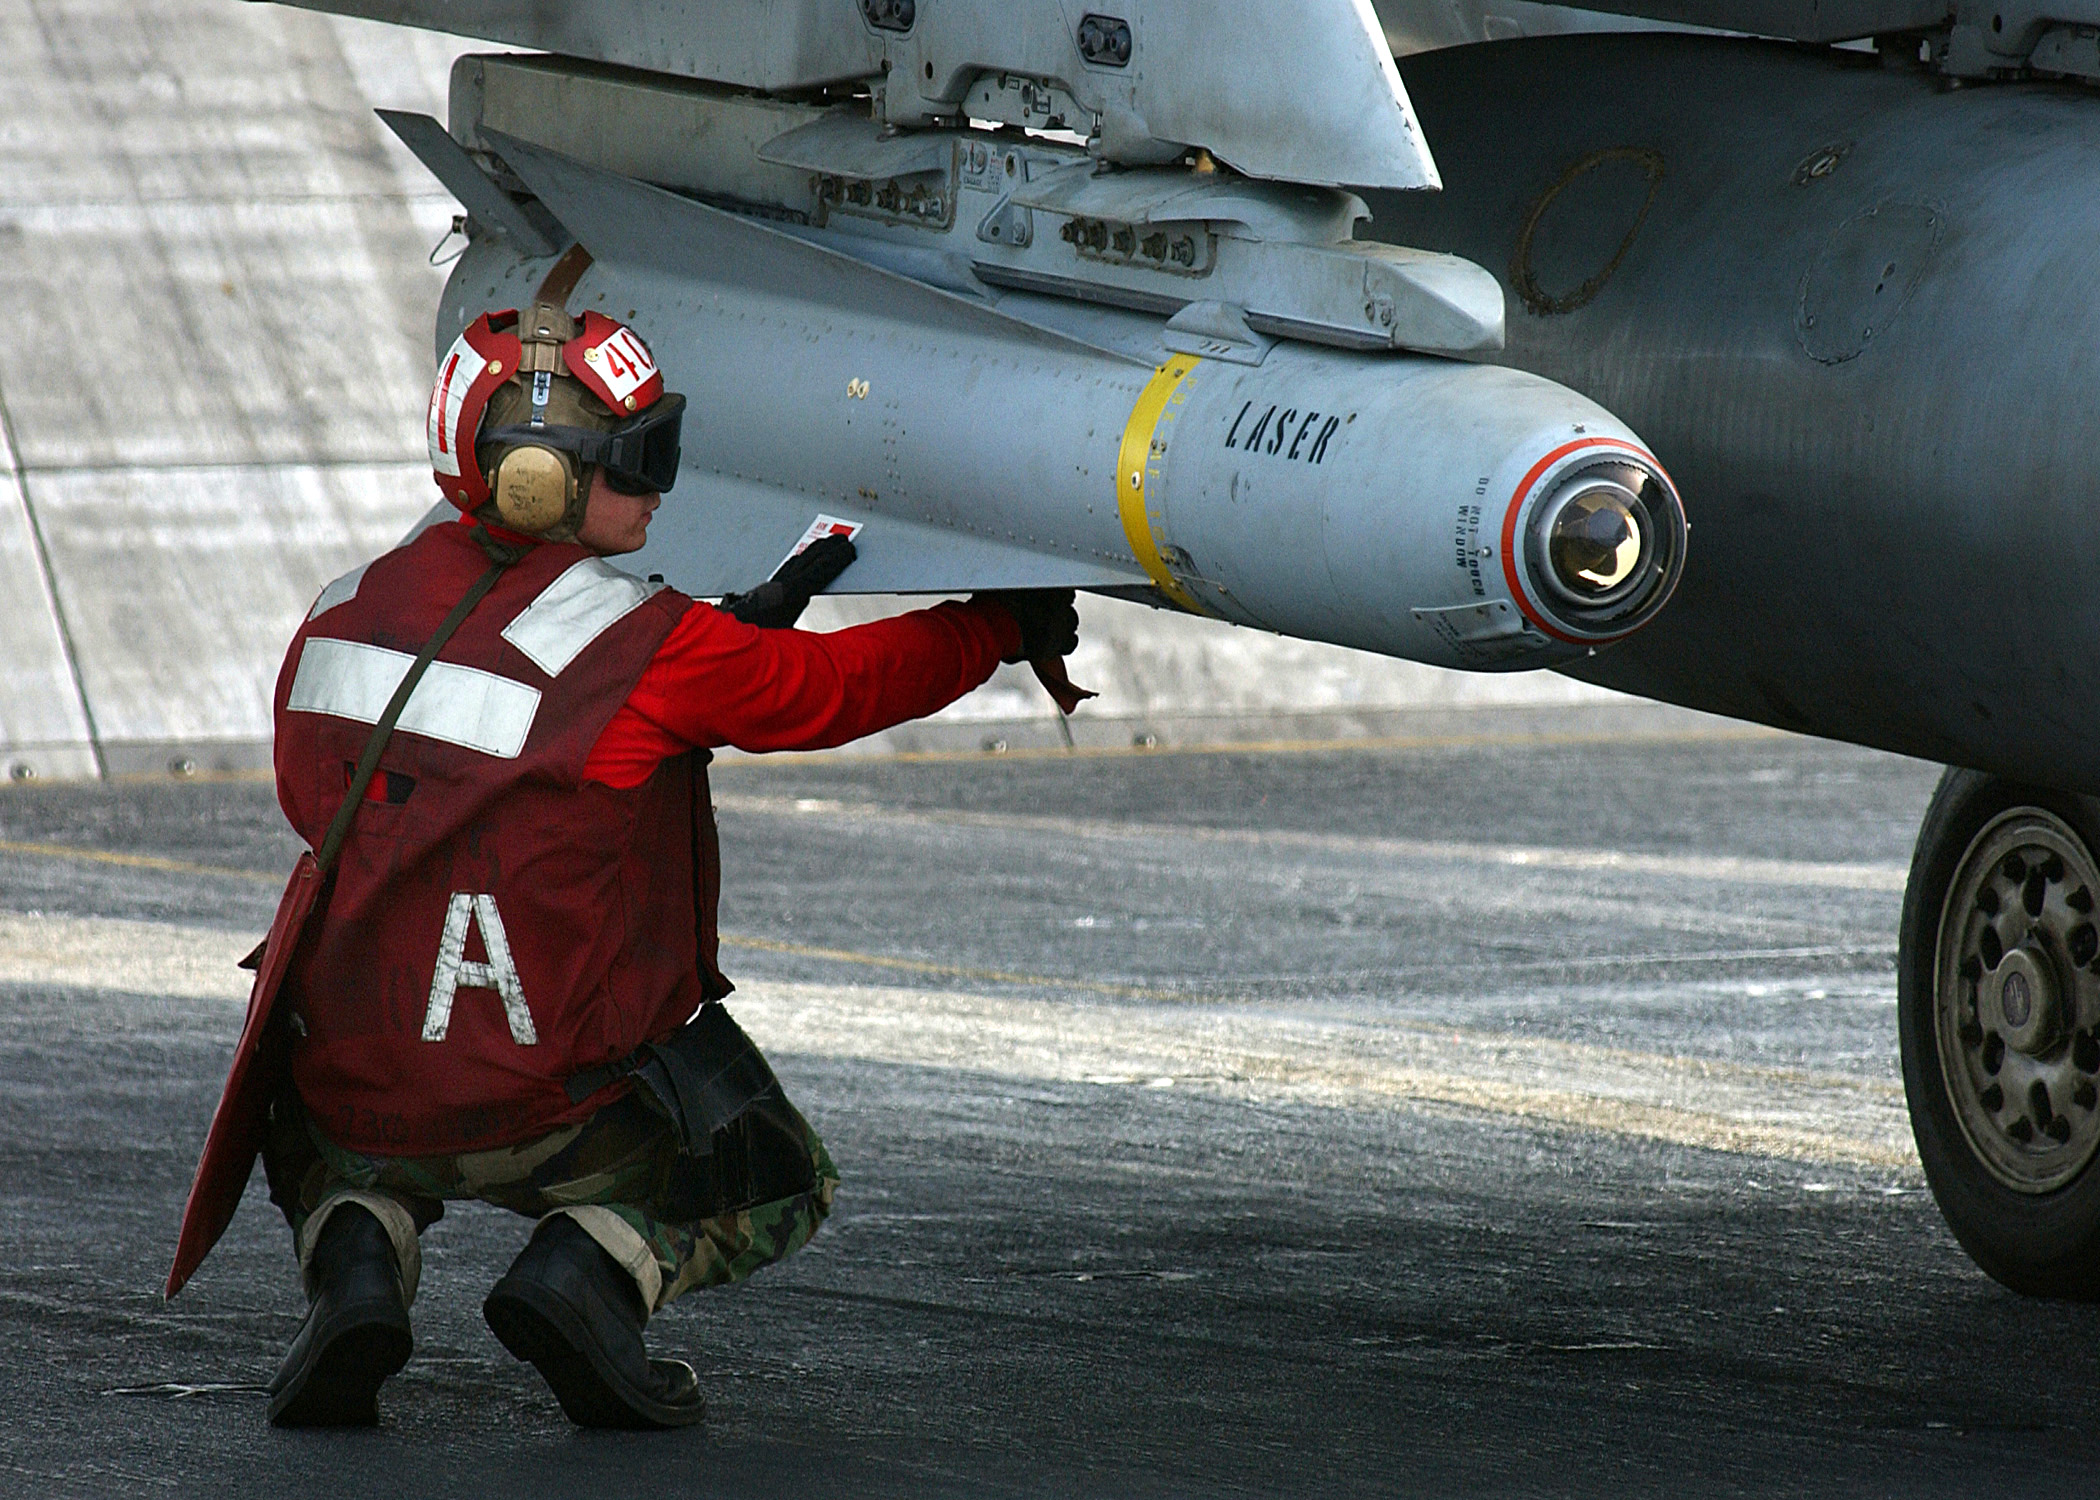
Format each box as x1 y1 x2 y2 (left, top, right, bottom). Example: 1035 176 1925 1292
500 557 665 678
286 638 541 759
306 560 370 621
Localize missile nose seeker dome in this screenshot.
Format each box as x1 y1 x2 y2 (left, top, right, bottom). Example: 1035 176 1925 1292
1546 478 1643 601
1520 459 1685 641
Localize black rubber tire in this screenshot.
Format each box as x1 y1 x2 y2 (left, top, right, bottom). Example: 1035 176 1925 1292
1900 766 2100 1299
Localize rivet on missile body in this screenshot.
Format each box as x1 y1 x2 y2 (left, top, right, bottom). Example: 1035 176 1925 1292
624 396 638 410
1128 471 1141 488
487 361 503 375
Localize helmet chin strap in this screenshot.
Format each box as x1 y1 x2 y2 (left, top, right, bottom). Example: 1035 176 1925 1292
469 515 532 567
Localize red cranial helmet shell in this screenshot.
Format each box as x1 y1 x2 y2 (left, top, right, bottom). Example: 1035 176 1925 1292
427 310 522 510
564 311 666 416
425 308 668 510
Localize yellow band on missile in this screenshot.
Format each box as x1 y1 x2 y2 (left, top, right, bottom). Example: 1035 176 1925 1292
1116 355 1207 615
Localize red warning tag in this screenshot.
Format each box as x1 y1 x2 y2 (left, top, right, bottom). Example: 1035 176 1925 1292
777 514 864 574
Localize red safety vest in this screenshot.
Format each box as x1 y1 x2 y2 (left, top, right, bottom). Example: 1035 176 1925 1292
272 521 723 1157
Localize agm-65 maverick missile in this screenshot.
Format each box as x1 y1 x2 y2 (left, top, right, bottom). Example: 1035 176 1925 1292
389 50 1686 674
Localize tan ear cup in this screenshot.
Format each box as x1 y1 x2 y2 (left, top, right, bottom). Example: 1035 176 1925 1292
491 445 575 534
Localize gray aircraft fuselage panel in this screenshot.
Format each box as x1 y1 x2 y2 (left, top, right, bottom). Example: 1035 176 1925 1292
1365 34 2100 792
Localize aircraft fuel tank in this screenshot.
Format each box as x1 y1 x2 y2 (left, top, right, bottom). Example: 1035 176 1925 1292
435 135 1686 674
1365 34 2100 790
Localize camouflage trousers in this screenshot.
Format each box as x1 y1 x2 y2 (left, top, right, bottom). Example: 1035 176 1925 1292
261 1083 838 1316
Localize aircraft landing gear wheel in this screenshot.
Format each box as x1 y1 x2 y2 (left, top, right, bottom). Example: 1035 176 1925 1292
1900 768 2100 1298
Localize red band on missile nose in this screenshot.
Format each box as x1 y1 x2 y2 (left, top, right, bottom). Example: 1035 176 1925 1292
1499 435 1672 645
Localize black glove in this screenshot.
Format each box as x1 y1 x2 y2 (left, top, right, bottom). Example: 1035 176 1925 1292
721 534 858 628
974 588 1080 664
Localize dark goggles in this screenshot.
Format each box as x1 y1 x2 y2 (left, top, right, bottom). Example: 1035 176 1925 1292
483 392 685 496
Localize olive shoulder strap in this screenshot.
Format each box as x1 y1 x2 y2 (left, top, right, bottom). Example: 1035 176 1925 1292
311 549 516 876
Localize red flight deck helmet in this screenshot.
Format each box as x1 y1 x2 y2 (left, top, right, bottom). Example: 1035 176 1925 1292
425 302 684 540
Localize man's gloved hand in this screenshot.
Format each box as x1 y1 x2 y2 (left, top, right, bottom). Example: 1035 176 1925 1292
720 534 858 629
975 588 1080 665
974 589 1094 715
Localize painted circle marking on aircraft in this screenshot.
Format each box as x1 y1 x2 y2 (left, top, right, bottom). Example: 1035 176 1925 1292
1510 146 1667 318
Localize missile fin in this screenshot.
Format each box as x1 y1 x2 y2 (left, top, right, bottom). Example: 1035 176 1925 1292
377 110 567 257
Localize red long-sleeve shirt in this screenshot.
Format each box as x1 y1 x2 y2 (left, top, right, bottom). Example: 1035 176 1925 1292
580 596 1022 789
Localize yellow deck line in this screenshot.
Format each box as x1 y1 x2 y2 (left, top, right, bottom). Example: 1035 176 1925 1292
0 839 278 883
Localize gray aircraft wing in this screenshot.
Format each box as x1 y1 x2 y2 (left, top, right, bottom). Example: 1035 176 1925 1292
274 0 1441 192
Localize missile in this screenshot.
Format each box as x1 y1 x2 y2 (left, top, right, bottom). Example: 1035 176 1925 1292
412 61 1686 674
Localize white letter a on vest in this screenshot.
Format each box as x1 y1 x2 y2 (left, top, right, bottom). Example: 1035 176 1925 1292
423 892 538 1045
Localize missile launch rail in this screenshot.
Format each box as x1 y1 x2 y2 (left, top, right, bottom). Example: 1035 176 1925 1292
411 53 1504 364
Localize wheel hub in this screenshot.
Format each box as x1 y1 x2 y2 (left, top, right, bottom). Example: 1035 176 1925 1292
1935 809 2100 1194
1990 947 2059 1054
